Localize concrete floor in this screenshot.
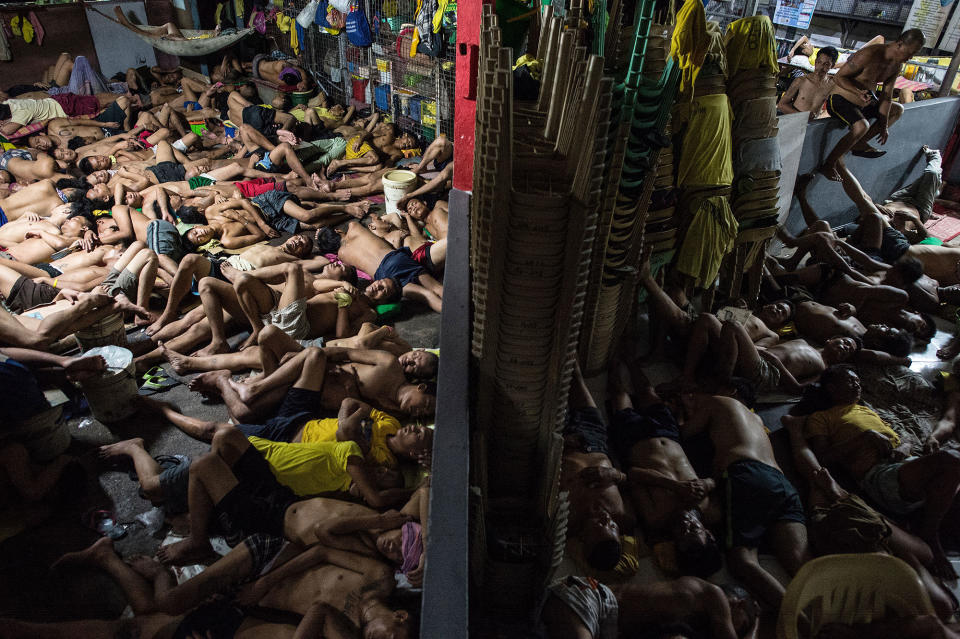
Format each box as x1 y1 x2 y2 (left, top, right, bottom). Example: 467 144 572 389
0 300 441 623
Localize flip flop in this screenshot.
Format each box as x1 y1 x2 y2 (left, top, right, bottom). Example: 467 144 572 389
851 148 886 159
139 366 179 395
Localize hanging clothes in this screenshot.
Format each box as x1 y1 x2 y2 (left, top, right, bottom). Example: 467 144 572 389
725 15 779 77
27 11 42 46
675 194 738 288
215 3 225 25
234 0 245 22
676 93 733 187
670 0 708 98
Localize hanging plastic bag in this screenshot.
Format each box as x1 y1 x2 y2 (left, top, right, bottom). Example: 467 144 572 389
330 0 352 13
327 5 347 30
297 0 320 28
346 4 373 46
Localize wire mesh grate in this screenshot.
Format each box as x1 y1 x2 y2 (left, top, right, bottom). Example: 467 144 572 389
264 0 456 142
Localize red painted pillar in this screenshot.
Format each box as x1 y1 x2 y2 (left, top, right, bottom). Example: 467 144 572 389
453 0 488 192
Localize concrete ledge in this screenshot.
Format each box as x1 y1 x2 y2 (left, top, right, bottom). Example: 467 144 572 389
421 188 470 636
783 97 960 234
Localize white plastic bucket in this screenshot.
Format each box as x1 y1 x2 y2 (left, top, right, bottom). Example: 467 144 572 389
79 346 138 424
3 406 70 462
75 312 127 351
382 169 418 214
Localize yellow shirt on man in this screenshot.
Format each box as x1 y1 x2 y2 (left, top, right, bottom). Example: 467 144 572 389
248 436 362 496
804 403 901 448
300 408 401 468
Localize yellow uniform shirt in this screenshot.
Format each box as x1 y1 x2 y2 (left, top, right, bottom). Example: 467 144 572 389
300 409 401 468
4 98 67 125
344 135 375 160
248 436 362 496
805 403 901 448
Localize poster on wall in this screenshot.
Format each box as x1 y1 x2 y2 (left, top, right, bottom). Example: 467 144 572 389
772 0 818 30
939 0 960 52
904 0 954 48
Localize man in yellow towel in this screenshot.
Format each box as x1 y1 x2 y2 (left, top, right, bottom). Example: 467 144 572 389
820 29 925 181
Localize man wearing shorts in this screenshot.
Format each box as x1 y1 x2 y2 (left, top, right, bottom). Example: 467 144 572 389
607 359 722 578
803 365 960 579
679 390 810 609
338 220 444 312
560 362 633 571
820 30 925 181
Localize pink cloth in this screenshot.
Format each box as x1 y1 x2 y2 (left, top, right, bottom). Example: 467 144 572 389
50 93 100 116
400 522 423 574
324 253 371 281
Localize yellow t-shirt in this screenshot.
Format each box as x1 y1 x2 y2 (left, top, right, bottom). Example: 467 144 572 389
300 409 402 468
805 403 900 448
344 135 375 160
4 98 67 125
248 436 362 496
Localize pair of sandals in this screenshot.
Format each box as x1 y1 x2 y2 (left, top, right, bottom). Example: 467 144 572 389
139 365 178 395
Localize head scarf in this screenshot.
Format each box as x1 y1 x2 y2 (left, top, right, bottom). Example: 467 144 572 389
400 521 423 574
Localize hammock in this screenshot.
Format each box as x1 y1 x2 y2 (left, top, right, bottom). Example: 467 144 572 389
89 7 255 57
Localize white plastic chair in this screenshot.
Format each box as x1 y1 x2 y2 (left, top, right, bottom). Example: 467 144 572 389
776 553 936 639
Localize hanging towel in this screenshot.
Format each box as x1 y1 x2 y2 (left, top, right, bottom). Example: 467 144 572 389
676 195 738 288
215 2 224 25
671 0 708 98
432 0 450 32
676 93 733 187
27 11 42 46
724 16 778 77
20 16 33 44
234 0 245 21
10 16 20 37
292 19 302 54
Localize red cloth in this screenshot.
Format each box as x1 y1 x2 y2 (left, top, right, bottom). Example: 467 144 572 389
235 178 283 198
50 93 99 117
138 130 156 148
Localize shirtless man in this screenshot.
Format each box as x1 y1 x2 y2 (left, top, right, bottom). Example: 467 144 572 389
609 360 722 578
195 262 375 355
146 234 316 335
402 197 448 240
338 221 444 312
778 47 838 119
678 391 810 609
0 148 75 183
559 362 633 571
227 86 297 133
798 365 960 579
0 290 120 349
0 178 79 222
181 197 279 250
411 134 453 176
193 345 437 423
820 29 925 180
543 576 758 639
718 324 871 394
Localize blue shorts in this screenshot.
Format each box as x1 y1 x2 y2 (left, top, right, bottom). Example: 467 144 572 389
252 191 300 235
374 247 425 287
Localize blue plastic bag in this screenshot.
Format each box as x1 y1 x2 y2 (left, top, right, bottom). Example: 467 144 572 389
345 4 373 46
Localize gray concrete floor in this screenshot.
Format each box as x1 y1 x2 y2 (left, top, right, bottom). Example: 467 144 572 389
0 300 441 623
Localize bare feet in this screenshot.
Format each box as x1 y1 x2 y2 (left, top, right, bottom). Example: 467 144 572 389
156 536 214 566
114 293 151 321
331 188 352 201
188 369 230 395
818 163 842 182
237 332 259 351
159 341 192 374
311 172 332 192
126 554 168 580
192 340 230 357
227 376 255 404
938 335 960 360
98 437 145 462
146 311 177 336
345 200 371 219
53 537 115 571
135 310 161 328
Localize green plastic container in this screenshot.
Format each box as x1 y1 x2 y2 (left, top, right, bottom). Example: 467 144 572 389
292 90 314 105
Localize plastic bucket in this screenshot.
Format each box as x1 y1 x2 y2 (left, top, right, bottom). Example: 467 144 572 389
291 89 314 105
78 346 138 424
75 312 127 351
381 170 418 214
2 406 70 462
